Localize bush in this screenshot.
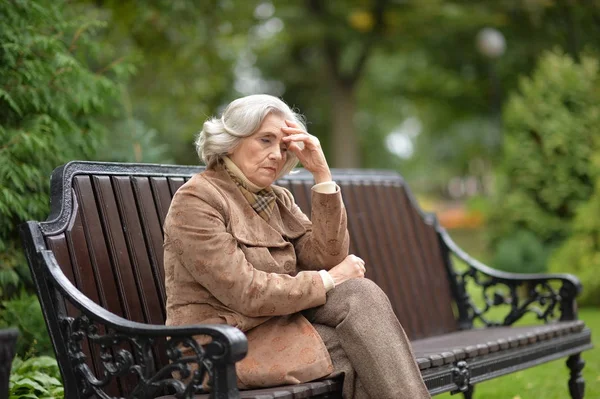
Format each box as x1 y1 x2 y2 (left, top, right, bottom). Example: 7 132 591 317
491 229 551 273
0 0 132 298
9 356 63 399
549 174 600 306
488 50 600 248
0 292 53 358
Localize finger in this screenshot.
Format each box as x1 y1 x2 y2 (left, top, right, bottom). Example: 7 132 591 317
286 142 306 157
285 119 299 128
282 132 320 147
281 126 308 137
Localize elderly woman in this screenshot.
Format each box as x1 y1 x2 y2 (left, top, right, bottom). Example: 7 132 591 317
163 94 430 399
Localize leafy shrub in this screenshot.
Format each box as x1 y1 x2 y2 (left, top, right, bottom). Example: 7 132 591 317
549 174 600 306
0 292 53 358
488 50 600 248
0 0 132 299
9 356 64 399
491 229 551 273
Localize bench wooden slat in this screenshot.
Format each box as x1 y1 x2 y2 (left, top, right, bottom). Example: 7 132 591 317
45 234 97 387
92 176 146 323
150 176 173 228
421 220 459 335
167 176 186 195
46 234 76 290
132 176 167 309
112 176 165 325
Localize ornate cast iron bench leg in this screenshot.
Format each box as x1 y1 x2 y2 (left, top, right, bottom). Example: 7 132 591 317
567 353 585 399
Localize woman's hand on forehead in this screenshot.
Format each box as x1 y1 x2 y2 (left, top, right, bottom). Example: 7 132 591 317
281 120 331 184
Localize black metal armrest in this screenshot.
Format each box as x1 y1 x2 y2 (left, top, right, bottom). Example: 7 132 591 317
440 229 582 327
40 250 248 399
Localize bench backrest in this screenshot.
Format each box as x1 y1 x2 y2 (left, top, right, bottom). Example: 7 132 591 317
30 161 459 396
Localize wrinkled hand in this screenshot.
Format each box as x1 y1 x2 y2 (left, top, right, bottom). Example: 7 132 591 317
281 120 332 184
328 255 366 287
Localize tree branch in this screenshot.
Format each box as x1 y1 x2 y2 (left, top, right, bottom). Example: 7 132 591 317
306 0 389 87
348 0 388 84
306 0 340 82
95 55 126 75
556 0 580 62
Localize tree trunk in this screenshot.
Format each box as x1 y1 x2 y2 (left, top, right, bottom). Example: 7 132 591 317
330 79 359 168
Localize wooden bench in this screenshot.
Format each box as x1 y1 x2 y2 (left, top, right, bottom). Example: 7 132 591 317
20 161 593 399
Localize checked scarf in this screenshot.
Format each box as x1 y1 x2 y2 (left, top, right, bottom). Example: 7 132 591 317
223 158 277 221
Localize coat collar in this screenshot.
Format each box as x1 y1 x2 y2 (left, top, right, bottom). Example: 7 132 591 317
201 164 306 247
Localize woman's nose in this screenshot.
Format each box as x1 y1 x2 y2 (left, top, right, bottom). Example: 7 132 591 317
269 148 283 161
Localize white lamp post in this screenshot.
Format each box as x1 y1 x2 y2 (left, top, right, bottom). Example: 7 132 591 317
476 28 506 59
476 27 506 195
476 27 506 135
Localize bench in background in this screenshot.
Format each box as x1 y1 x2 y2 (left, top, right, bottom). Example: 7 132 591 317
1 328 19 398
20 161 593 398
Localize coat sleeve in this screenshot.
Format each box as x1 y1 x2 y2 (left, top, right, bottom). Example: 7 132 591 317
280 186 350 270
164 184 327 318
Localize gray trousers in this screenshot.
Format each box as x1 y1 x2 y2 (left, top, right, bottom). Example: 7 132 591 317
303 279 431 399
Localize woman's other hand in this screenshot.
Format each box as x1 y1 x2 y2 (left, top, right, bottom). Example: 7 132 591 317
281 120 332 184
328 255 366 287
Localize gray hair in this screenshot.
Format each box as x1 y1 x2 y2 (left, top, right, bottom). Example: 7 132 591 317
195 94 306 178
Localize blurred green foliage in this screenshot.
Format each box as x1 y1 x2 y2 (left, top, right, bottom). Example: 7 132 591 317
0 292 53 358
491 229 550 274
488 50 600 275
550 167 600 306
9 356 63 399
90 0 600 179
89 0 258 164
0 0 131 296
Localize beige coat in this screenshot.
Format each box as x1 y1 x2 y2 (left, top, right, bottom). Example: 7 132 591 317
163 164 350 388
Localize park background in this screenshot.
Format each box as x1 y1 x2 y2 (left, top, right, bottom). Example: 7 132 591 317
1 0 599 398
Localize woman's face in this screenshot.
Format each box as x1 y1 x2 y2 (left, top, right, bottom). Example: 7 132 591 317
229 112 289 187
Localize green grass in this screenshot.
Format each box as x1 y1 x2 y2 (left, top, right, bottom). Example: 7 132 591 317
435 307 599 398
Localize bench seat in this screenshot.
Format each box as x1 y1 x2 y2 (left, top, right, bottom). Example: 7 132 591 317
166 321 591 399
